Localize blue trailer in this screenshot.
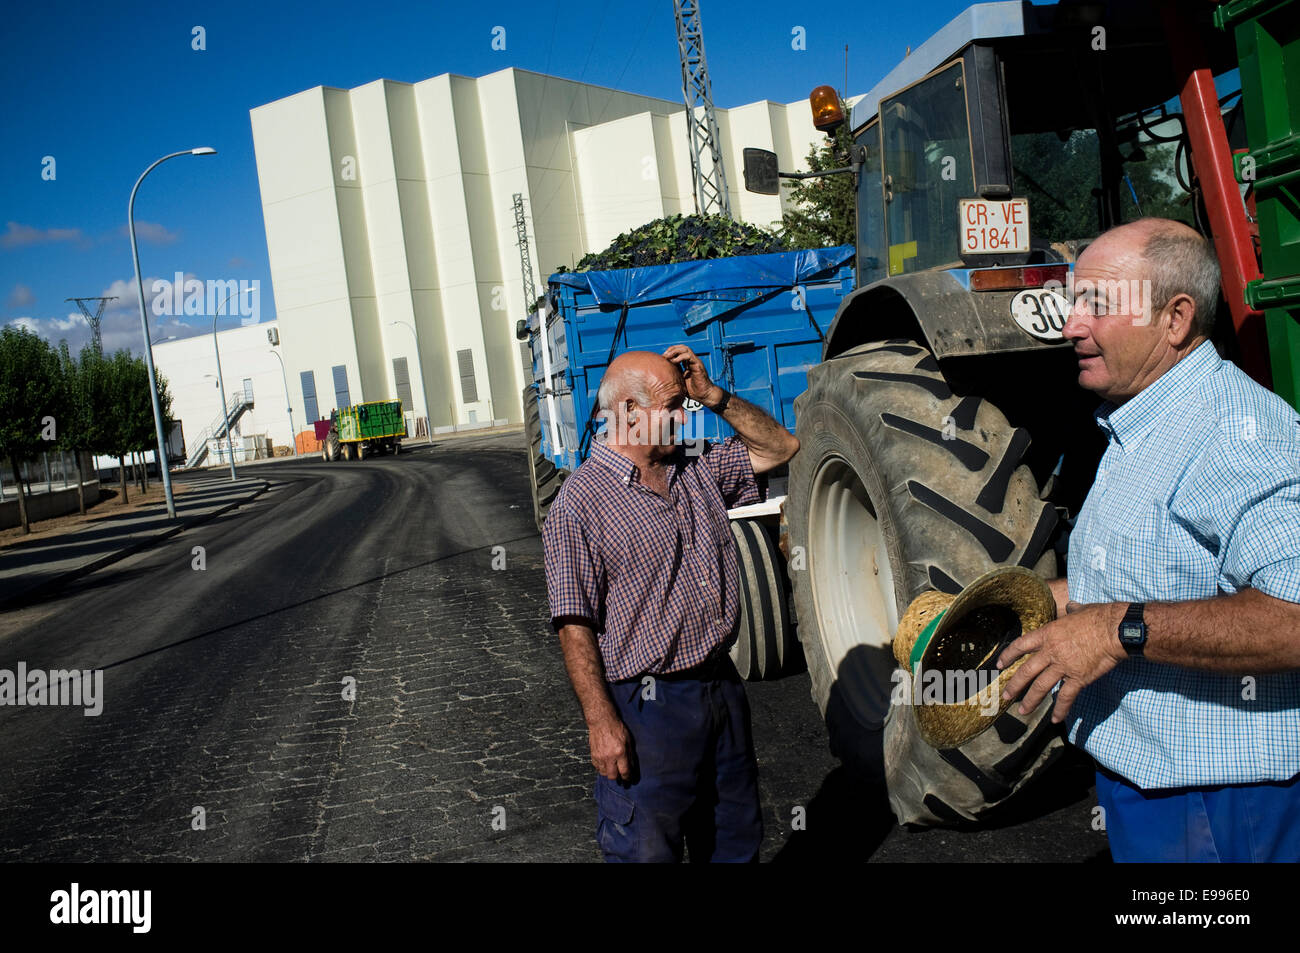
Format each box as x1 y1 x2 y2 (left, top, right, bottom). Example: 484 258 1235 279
520 244 854 521
519 245 854 683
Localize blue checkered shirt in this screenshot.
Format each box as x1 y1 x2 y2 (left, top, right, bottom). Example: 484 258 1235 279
1067 340 1300 789
543 436 762 681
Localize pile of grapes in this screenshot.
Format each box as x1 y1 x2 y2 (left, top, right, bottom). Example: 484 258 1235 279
559 214 789 274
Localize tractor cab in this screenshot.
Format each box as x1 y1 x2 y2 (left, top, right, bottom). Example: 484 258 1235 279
850 1 1237 286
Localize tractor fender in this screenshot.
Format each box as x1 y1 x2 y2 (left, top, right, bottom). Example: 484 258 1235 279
822 271 1073 361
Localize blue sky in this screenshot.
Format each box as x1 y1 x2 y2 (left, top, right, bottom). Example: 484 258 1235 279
2 0 974 357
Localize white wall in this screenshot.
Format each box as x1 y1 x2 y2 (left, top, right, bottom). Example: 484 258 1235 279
153 321 295 458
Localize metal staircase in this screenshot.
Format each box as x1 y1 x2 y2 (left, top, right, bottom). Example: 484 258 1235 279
184 393 255 468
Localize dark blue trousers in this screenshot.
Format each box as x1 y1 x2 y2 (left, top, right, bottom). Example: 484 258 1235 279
1096 766 1300 862
594 660 762 863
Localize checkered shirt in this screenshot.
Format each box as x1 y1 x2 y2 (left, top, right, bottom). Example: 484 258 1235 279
1067 340 1300 789
543 435 763 681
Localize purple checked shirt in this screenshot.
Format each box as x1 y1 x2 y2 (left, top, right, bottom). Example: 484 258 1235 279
543 435 763 681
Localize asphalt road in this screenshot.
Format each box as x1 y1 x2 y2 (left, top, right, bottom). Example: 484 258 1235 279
0 432 1109 862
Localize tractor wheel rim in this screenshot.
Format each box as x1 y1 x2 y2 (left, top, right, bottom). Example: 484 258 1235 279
807 454 900 728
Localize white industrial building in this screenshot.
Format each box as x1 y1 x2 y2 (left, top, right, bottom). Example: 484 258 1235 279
153 321 297 464
249 66 833 434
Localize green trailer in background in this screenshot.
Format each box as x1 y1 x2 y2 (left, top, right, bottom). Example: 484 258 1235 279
318 399 406 461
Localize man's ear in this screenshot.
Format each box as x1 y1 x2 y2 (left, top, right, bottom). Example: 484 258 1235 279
1165 292 1198 347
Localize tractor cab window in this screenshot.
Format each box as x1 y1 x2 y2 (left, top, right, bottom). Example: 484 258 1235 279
855 120 886 287
1010 129 1104 252
880 61 975 275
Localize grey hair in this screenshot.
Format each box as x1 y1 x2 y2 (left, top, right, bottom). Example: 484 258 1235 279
597 365 654 413
1141 224 1221 337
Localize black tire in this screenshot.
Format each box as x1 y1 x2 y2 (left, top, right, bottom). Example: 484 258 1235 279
524 385 564 533
356 441 368 461
785 339 1062 826
341 442 353 462
728 518 802 680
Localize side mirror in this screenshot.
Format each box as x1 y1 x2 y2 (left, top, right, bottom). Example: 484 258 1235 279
742 148 780 195
515 318 529 341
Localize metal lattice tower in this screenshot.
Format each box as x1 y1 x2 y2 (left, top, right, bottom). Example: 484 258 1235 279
65 296 117 355
512 194 537 312
674 0 732 218
513 193 539 379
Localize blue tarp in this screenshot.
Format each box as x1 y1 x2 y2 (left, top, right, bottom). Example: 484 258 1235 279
548 245 854 308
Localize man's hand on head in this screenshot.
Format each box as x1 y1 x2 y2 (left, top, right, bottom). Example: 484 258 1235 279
663 344 723 407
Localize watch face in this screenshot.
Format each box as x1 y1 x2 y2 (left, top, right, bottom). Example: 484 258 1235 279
1120 622 1144 642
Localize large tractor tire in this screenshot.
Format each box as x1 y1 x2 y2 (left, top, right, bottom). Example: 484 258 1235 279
785 339 1063 826
728 518 802 680
524 385 565 534
322 430 341 462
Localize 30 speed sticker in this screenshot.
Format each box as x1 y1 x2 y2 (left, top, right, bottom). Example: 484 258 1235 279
1011 289 1070 341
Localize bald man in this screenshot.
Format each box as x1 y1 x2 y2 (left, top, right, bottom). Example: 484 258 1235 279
543 345 798 862
996 219 1300 862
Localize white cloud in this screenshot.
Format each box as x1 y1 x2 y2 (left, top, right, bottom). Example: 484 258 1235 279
1 221 84 250
5 283 35 309
6 316 40 333
120 221 180 244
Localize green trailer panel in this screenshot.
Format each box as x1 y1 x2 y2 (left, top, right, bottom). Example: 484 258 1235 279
335 400 406 442
1221 0 1300 409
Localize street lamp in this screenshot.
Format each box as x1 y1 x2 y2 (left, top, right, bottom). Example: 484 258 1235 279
266 345 296 456
212 287 254 481
129 146 216 520
389 320 428 438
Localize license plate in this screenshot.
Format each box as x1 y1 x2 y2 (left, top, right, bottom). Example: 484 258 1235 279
960 198 1030 255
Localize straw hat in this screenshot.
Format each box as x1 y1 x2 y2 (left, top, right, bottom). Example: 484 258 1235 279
895 566 1056 749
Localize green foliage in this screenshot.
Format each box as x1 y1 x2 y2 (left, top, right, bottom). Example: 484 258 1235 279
78 348 172 458
0 326 63 467
1013 132 1191 244
555 214 790 279
780 120 857 249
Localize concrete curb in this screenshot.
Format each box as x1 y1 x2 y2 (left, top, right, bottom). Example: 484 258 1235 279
0 480 271 609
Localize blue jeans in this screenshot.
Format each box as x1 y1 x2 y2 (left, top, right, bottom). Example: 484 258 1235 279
1096 766 1300 862
594 660 762 863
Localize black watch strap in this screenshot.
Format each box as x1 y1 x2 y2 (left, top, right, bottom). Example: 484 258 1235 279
710 389 731 415
1119 602 1147 657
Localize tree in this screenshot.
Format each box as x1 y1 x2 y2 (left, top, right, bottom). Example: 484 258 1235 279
86 350 173 504
57 342 92 516
779 120 857 249
0 327 64 533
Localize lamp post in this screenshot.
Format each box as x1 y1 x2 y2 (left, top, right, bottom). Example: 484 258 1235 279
129 146 216 520
389 320 428 438
212 287 253 481
266 347 296 456
202 373 225 467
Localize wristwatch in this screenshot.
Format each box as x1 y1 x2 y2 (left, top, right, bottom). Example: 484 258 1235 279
709 389 731 416
1118 602 1147 657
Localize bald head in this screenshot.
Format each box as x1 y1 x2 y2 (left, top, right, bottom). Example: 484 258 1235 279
596 350 688 457
1089 218 1220 338
597 351 683 413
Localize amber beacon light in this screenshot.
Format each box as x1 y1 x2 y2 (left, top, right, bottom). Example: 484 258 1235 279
809 85 845 135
